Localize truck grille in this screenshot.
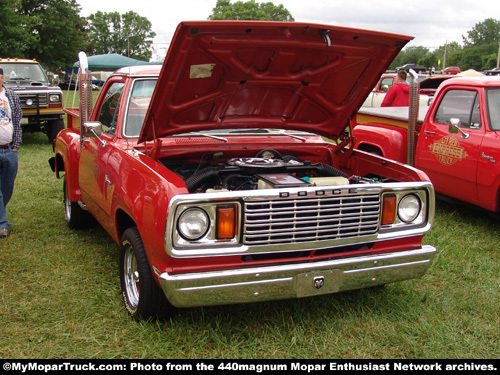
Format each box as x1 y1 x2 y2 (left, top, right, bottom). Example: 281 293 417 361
243 193 380 246
18 93 48 108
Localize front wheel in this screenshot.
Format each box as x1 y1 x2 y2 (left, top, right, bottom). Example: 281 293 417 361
63 178 92 229
120 227 172 320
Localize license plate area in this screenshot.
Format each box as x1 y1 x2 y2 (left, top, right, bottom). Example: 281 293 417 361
295 269 344 298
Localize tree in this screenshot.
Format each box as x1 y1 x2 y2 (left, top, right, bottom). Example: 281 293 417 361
1 0 86 72
463 18 500 47
209 0 294 21
460 44 499 70
389 46 430 70
0 0 34 57
429 42 462 70
86 11 156 61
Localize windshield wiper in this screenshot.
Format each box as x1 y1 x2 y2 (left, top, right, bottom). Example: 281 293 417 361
179 131 228 142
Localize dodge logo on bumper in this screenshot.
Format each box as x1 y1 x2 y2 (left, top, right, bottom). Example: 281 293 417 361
313 276 325 290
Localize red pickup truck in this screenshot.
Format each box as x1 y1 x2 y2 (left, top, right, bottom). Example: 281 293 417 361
353 76 500 214
49 21 436 320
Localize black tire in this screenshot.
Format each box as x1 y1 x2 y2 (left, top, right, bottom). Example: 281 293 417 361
47 118 65 143
63 178 92 229
120 227 172 320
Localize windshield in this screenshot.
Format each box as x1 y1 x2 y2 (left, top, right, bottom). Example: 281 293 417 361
2 63 48 83
124 79 157 137
486 88 500 131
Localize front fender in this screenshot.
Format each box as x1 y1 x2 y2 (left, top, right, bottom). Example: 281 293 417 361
53 129 82 203
107 149 188 272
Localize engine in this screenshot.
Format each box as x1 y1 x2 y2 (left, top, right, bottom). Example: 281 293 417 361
173 150 355 193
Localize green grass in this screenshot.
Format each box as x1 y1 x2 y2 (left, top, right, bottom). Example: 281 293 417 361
1 133 499 359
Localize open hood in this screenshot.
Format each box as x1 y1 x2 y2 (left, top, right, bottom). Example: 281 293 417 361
140 21 412 142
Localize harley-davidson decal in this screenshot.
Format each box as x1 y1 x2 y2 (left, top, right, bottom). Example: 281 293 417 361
429 136 468 166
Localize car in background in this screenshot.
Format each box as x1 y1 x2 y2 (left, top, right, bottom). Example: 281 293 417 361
91 75 105 86
0 57 64 142
418 74 455 97
396 63 427 73
484 67 500 76
362 72 431 107
441 66 461 75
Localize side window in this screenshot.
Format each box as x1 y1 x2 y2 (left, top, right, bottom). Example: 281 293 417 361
486 88 500 131
98 82 125 136
123 79 157 137
469 94 481 129
434 89 480 129
380 77 394 91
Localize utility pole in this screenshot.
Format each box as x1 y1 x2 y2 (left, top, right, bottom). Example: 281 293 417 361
497 37 500 67
443 41 447 70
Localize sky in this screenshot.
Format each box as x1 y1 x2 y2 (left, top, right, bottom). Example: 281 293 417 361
77 0 500 52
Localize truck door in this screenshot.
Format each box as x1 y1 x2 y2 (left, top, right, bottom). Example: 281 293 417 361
79 81 125 232
476 87 500 212
415 88 484 205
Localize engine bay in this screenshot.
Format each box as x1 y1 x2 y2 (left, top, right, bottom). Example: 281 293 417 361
160 149 374 193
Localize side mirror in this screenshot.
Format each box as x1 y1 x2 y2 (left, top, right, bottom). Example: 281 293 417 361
83 121 103 137
83 121 107 147
52 74 60 86
448 118 469 139
448 118 459 134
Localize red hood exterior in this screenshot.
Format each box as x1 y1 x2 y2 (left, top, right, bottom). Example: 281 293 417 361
139 21 412 142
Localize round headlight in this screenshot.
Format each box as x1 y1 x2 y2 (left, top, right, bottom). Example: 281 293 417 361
177 208 209 240
398 194 421 223
26 98 33 106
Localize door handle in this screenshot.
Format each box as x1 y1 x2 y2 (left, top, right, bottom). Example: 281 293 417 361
424 130 436 135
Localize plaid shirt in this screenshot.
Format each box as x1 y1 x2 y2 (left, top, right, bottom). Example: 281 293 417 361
2 85 22 149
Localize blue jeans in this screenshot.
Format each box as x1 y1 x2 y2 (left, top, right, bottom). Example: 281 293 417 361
0 147 18 229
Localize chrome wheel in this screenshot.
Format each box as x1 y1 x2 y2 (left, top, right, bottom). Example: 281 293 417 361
122 242 140 311
63 178 92 229
64 189 71 223
120 227 172 320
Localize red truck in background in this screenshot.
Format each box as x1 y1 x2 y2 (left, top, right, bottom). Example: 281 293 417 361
353 76 500 215
49 21 436 320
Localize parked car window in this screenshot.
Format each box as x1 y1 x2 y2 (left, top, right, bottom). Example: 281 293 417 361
98 82 125 135
380 77 394 91
124 79 157 137
434 89 480 129
486 88 500 131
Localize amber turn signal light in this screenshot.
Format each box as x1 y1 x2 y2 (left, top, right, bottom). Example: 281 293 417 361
216 205 237 239
382 195 397 225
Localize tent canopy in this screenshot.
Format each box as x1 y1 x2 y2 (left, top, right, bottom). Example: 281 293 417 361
457 69 485 77
73 53 155 70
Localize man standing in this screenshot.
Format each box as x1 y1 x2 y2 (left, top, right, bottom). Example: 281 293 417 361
0 66 22 238
381 70 410 107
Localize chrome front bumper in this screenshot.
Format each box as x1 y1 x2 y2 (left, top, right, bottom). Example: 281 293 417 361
158 245 436 308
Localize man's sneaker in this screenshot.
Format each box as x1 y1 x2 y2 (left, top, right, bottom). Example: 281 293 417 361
0 227 8 238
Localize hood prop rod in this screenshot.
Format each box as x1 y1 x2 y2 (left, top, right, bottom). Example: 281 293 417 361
320 29 331 47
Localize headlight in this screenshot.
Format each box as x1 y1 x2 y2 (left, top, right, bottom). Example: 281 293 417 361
398 194 421 223
49 94 61 103
26 99 33 106
177 208 209 240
